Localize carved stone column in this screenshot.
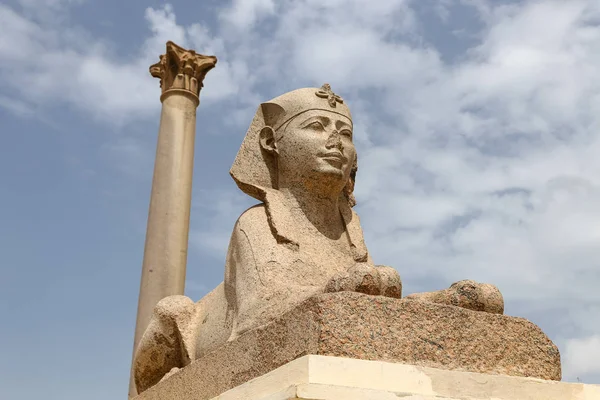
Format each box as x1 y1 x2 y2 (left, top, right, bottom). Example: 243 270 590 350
129 41 217 399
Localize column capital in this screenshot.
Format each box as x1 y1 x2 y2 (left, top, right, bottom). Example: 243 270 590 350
150 41 217 104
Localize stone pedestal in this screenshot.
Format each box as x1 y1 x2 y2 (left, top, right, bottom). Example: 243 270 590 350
137 355 599 400
134 292 566 399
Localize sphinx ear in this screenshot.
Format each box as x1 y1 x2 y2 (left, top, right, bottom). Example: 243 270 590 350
259 126 278 154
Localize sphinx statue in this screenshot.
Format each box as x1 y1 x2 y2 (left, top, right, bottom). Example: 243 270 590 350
133 84 505 394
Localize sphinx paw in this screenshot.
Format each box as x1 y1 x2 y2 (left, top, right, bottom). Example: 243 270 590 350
324 269 354 293
405 280 504 315
349 263 382 295
325 263 381 295
449 280 504 314
375 265 402 298
325 264 401 297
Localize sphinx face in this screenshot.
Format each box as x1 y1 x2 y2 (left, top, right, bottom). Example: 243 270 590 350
275 110 355 193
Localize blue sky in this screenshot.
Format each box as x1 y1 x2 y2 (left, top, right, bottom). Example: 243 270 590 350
1 0 600 399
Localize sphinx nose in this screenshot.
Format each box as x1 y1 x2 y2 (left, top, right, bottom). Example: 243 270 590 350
325 131 344 151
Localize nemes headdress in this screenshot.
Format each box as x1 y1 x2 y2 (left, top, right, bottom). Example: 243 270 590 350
229 84 367 261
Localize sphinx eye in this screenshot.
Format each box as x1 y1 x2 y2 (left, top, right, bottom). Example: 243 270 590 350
339 129 353 138
306 120 326 130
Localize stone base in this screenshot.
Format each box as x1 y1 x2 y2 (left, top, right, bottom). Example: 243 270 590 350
145 355 599 400
136 292 563 400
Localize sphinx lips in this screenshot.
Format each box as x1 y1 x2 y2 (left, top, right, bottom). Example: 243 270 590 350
320 152 347 163
320 153 347 168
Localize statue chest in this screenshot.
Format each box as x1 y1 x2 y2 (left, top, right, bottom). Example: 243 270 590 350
255 234 356 289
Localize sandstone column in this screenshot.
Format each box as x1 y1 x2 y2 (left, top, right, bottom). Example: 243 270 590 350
129 41 217 399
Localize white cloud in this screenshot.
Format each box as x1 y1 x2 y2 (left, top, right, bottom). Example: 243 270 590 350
0 3 243 124
219 0 276 30
564 335 600 378
143 4 187 50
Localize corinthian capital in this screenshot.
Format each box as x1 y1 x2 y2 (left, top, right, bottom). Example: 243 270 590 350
150 41 217 103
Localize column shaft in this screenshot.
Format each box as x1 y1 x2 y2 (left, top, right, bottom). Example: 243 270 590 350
135 92 197 340
129 93 198 398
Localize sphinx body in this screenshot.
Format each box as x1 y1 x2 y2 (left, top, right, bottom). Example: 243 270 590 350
133 85 503 394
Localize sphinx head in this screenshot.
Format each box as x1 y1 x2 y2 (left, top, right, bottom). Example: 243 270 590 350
231 84 357 206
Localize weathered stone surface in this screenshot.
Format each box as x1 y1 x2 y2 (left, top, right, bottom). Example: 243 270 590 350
324 264 402 297
141 355 593 400
136 292 560 400
405 279 504 314
134 296 199 394
150 41 217 102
